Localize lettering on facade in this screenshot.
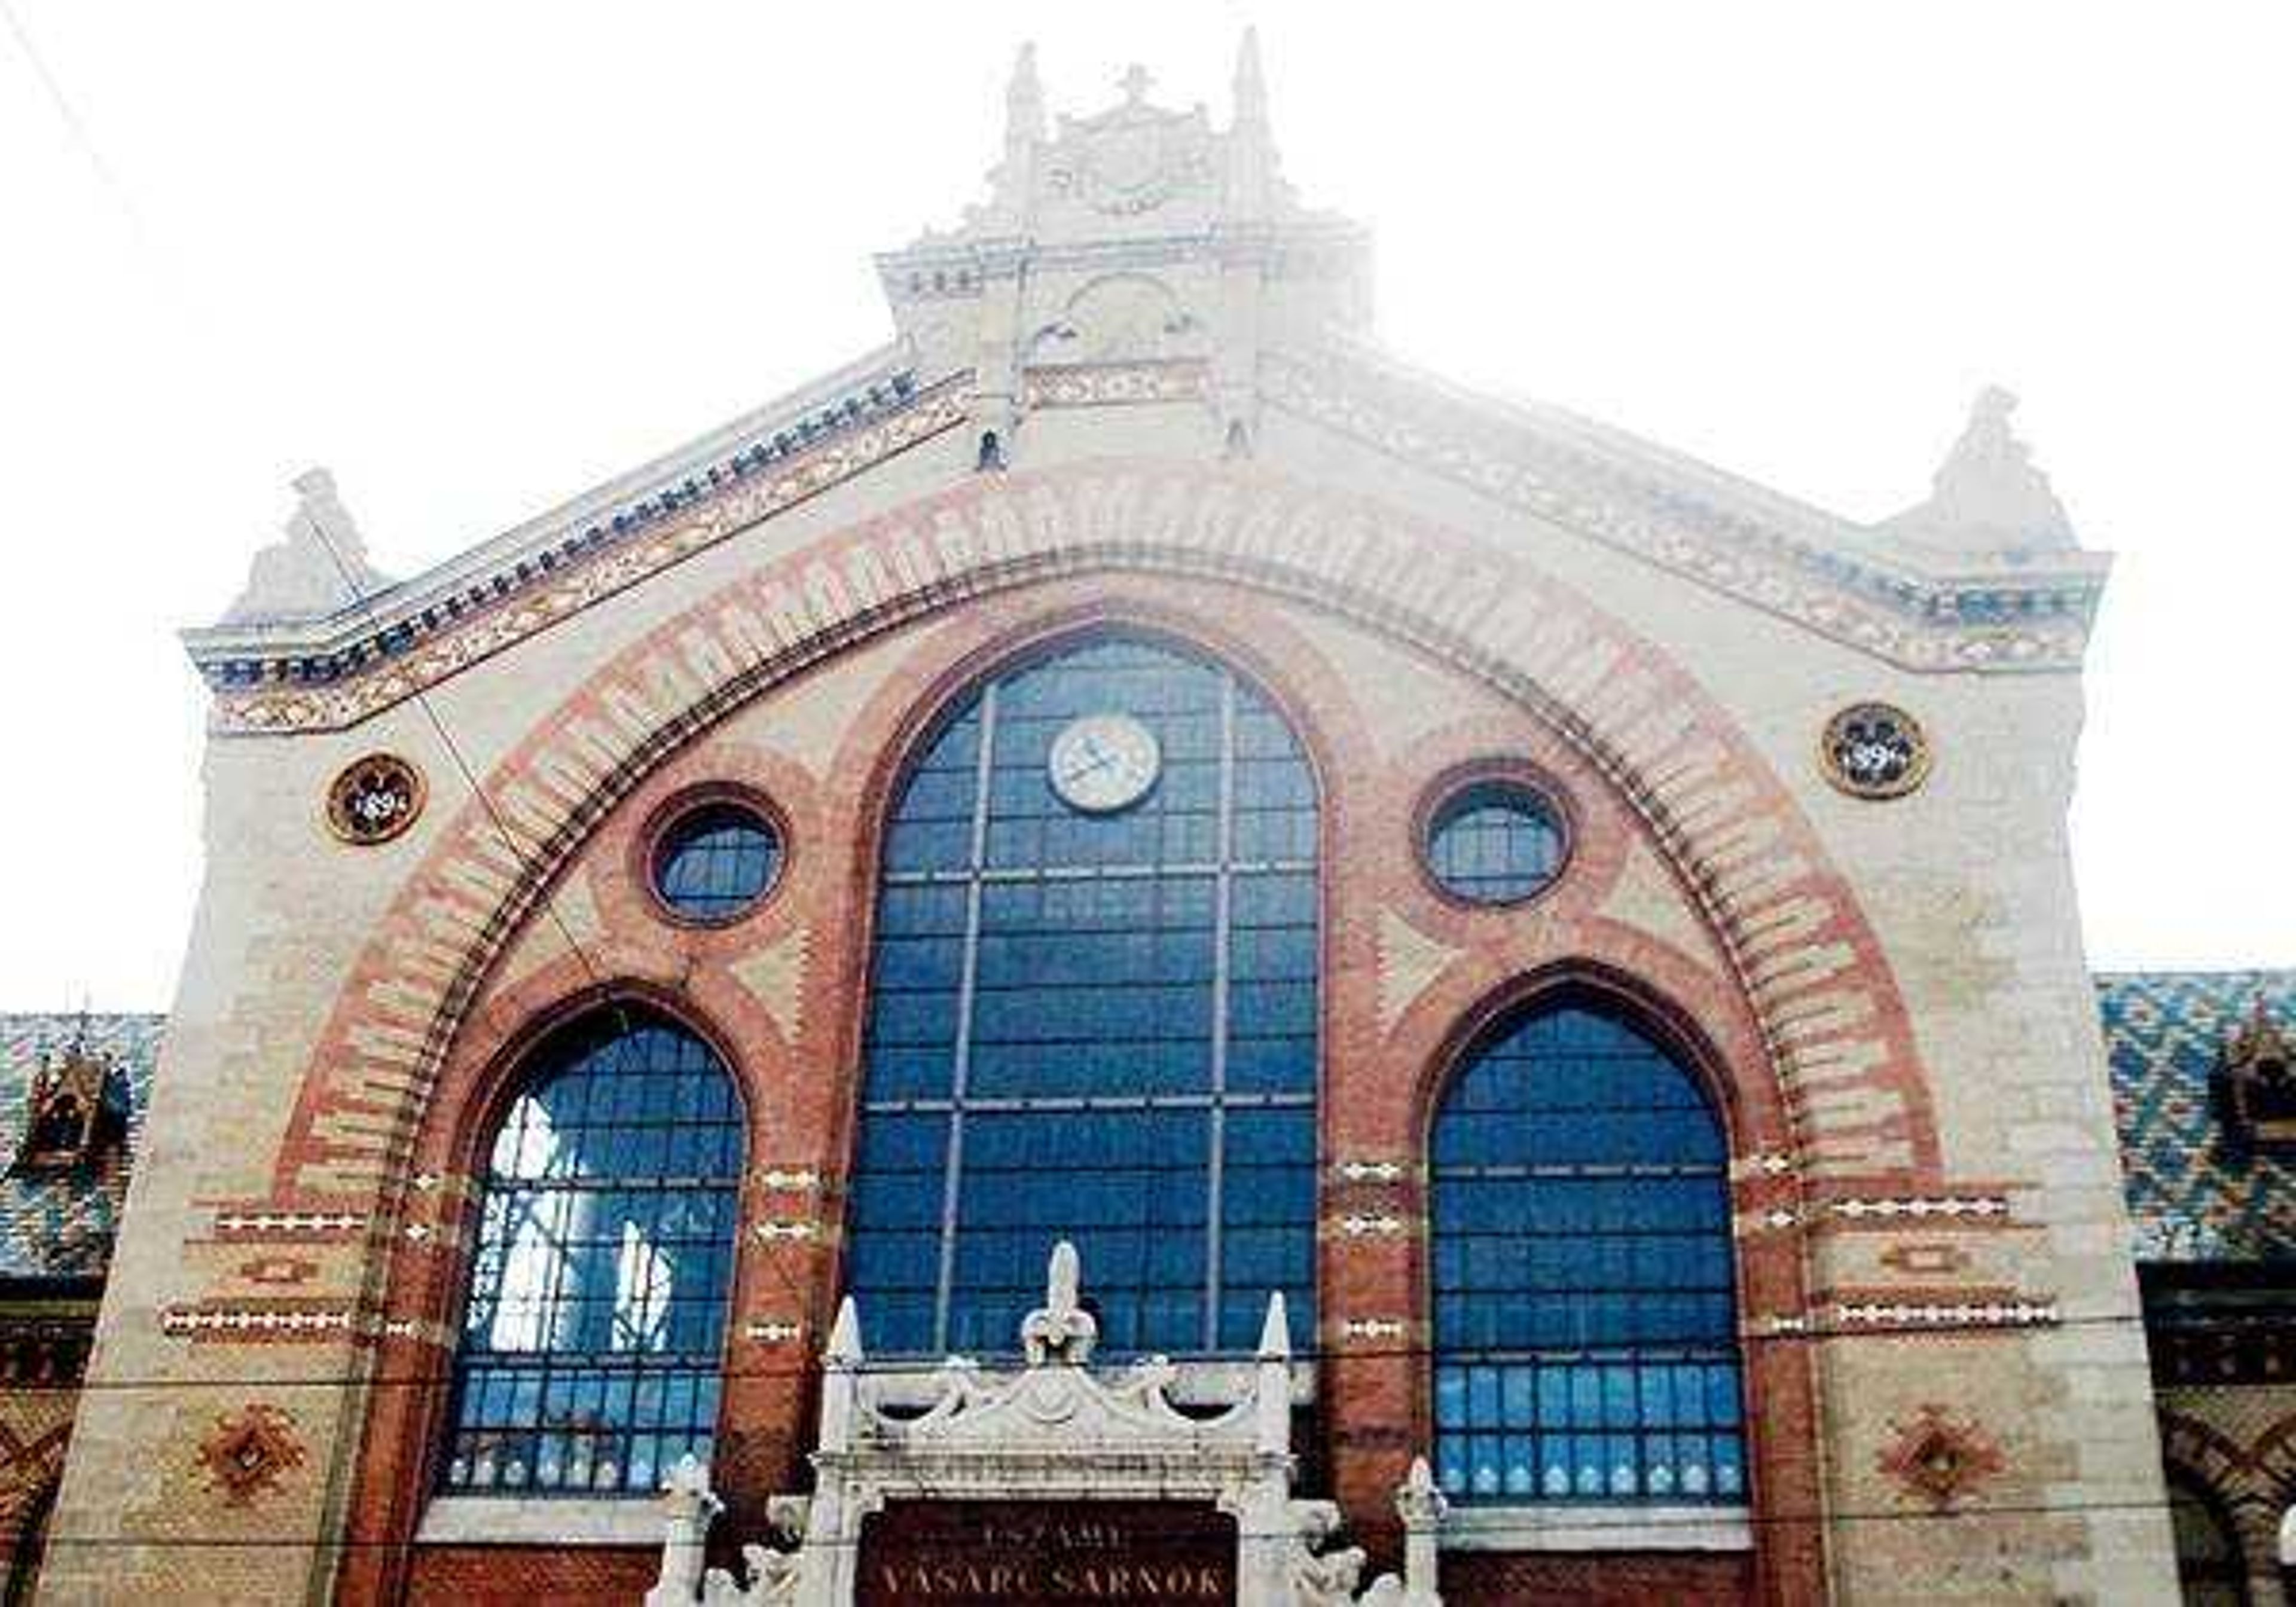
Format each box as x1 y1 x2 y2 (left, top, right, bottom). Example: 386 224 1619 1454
856 1501 1235 1606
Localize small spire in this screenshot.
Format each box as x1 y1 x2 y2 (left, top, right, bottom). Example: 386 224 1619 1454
825 1295 863 1365
1234 28 1268 129
1225 28 1280 221
1005 42 1045 145
1118 63 1153 107
1257 1290 1291 1361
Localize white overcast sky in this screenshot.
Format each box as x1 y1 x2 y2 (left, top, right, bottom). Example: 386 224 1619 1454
2 4 2290 1009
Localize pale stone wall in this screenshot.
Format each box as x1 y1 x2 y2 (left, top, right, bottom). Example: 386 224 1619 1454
48 373 2175 1601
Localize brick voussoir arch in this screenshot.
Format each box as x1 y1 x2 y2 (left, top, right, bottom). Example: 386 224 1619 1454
274 456 1941 1217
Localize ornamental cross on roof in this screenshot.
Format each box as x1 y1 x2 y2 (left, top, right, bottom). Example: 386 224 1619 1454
1118 63 1152 105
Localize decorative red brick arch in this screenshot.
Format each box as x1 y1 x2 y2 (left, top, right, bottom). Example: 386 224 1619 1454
278 457 1941 1211
293 456 1927 1600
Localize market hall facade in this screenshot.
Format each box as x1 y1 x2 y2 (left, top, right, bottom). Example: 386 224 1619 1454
7 35 2288 1607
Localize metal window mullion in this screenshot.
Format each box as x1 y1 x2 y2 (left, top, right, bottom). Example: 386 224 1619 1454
933 685 999 1354
1202 671 1237 1350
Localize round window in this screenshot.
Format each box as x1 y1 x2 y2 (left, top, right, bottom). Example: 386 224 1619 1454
1424 780 1567 906
650 801 781 922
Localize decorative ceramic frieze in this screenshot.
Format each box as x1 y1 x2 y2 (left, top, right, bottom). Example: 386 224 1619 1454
755 1168 822 1193
1024 360 1210 408
1262 346 2103 674
201 378 966 735
1826 1194 2011 1224
1832 1299 2057 1330
211 1209 368 1237
162 1302 358 1339
751 1220 820 1244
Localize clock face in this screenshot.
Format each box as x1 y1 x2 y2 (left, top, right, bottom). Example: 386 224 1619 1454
1047 713 1162 814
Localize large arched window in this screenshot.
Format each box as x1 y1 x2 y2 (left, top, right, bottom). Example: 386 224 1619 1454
847 636 1320 1357
1431 994 1744 1505
443 1006 743 1496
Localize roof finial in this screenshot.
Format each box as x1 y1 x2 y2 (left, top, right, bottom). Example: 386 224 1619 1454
1118 63 1153 107
1235 28 1268 129
1883 385 2078 557
220 468 393 626
1225 29 1280 221
1005 42 1045 144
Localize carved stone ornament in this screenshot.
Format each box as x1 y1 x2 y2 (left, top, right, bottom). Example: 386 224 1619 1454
646 1241 1445 1606
197 1403 305 1506
1821 702 1931 800
1876 1404 2005 1509
1039 66 1217 219
325 753 426 845
2217 997 2296 1150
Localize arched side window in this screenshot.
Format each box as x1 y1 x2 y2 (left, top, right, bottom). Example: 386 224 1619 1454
2168 1475 2252 1606
1431 995 1744 1505
848 636 1320 1357
443 1006 743 1496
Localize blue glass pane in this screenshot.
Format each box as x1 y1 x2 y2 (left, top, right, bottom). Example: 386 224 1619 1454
850 637 1319 1355
447 1008 743 1496
652 804 780 920
1425 781 1565 905
1431 1000 1744 1505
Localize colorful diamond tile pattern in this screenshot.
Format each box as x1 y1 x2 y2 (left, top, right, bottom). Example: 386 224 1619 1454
0 1013 163 1281
2097 970 2296 1263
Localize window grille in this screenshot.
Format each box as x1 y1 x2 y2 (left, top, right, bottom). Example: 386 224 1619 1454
443 1008 743 1496
848 637 1320 1357
1431 997 1745 1505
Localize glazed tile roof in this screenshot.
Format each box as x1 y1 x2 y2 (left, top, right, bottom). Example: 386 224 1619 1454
0 1014 163 1281
2098 970 2296 1264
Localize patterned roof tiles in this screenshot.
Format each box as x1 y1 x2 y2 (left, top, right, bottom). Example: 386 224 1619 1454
2097 970 2296 1264
0 1013 163 1281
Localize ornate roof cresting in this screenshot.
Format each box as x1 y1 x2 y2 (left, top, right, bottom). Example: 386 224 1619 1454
1885 386 2079 557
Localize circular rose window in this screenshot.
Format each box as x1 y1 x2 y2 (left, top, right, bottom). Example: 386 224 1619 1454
1424 779 1569 906
650 801 782 922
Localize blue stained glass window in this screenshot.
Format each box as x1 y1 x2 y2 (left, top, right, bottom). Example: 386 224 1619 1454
1431 997 1745 1505
1425 781 1565 905
850 637 1320 1356
444 1007 743 1496
652 802 780 921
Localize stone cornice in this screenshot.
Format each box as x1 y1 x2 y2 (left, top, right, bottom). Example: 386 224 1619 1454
188 363 969 732
1265 339 2111 673
183 345 943 699
191 332 2111 737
